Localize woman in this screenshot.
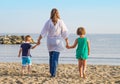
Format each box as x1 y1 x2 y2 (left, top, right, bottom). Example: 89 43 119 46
37 8 68 77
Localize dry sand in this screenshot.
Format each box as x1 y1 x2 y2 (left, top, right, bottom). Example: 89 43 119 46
0 63 120 84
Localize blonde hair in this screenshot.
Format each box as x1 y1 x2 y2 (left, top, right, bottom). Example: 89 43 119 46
77 27 86 35
24 35 31 41
50 8 60 25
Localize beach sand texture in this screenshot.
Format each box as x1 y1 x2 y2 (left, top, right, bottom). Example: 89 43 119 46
0 63 120 84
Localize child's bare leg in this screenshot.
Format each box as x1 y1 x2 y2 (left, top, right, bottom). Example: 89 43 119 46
83 60 87 78
78 59 83 77
28 65 31 74
22 66 26 76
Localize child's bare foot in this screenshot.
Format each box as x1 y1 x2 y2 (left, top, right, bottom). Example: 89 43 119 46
28 72 31 75
80 73 83 78
21 73 24 77
83 73 87 79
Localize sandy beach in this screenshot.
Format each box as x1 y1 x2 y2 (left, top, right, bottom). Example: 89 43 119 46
0 63 120 84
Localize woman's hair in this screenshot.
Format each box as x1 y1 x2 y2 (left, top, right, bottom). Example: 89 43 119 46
77 27 86 35
50 8 60 25
25 35 31 41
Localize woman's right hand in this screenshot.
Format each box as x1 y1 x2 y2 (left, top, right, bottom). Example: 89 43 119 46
37 35 42 45
37 40 40 45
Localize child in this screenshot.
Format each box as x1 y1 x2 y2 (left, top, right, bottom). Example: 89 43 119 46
66 27 90 78
18 35 39 76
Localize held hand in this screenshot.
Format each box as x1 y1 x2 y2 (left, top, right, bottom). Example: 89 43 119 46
65 38 70 49
37 40 40 45
36 42 40 45
37 35 42 45
66 44 70 49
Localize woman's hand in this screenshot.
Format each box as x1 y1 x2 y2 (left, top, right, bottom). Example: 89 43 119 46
66 44 70 49
37 35 42 45
65 38 70 49
37 40 40 45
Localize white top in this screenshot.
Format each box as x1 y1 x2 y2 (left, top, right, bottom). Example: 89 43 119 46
40 19 68 52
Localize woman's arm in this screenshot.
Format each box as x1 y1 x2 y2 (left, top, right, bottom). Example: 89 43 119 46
87 40 90 55
37 35 42 45
37 20 49 45
65 38 69 47
67 39 78 49
61 20 68 39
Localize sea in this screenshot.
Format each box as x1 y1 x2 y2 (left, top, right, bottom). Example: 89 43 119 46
0 33 120 65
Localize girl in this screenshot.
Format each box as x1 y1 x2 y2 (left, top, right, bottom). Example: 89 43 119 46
66 27 90 78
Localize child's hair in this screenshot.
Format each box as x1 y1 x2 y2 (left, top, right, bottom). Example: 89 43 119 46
24 35 31 41
77 27 86 35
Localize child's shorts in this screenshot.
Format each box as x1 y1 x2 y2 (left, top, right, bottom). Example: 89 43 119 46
22 56 32 66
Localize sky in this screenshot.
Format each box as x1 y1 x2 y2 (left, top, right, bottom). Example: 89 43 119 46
0 0 120 34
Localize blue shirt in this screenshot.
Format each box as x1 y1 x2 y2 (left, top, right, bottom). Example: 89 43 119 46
20 43 32 56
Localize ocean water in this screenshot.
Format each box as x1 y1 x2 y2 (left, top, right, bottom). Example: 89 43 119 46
0 34 120 65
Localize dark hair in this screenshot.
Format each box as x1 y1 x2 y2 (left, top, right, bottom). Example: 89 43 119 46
50 8 60 25
25 35 31 41
77 27 86 35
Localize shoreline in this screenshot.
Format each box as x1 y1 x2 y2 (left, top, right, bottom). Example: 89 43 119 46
1 62 120 66
0 63 120 84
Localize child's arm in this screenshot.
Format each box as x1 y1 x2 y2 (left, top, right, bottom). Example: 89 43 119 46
87 40 90 55
67 39 78 49
18 48 22 57
31 44 39 49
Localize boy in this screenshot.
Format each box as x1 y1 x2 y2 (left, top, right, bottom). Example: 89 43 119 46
18 35 39 76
